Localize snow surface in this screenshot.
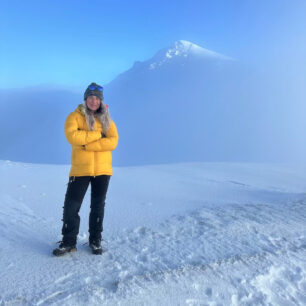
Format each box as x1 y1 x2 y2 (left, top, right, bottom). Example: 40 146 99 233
149 40 233 70
166 40 232 59
0 160 305 305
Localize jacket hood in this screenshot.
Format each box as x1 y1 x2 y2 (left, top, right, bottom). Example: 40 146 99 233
76 104 86 116
75 103 112 133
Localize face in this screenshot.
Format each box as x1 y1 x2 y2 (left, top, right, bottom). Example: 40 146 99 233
86 95 101 111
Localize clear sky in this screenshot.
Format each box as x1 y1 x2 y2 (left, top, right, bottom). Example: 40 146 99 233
0 0 305 90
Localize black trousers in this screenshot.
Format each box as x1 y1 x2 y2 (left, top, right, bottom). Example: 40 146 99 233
61 175 111 245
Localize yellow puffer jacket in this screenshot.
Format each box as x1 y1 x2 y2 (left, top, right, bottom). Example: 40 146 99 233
65 104 119 177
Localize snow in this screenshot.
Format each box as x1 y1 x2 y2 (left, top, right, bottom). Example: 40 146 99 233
0 160 305 305
165 40 232 60
149 40 233 70
170 40 226 58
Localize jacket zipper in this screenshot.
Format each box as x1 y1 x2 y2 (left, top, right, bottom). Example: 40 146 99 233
93 151 96 178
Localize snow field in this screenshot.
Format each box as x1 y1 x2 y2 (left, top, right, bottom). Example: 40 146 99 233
0 160 305 305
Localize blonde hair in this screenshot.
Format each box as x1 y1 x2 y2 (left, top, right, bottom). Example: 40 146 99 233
84 99 112 133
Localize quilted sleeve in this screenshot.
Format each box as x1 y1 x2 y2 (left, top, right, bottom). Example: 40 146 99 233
64 112 102 146
85 121 119 152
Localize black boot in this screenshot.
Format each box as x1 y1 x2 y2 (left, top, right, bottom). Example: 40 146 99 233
53 242 77 257
89 239 103 255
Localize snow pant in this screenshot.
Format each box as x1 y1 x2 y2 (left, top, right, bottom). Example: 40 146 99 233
61 175 111 246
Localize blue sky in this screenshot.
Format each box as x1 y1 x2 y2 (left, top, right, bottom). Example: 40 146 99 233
0 0 305 90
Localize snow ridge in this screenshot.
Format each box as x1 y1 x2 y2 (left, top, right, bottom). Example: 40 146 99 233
149 40 232 70
166 40 229 59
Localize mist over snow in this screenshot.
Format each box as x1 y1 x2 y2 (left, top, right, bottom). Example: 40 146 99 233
0 40 304 166
0 40 305 301
106 40 297 166
0 86 78 164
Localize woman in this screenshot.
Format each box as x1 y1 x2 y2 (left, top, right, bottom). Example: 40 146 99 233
53 82 119 256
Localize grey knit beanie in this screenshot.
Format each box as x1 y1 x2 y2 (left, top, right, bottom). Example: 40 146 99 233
84 82 104 101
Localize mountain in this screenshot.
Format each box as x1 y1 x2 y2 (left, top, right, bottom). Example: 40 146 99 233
105 40 261 166
0 40 279 165
131 40 233 73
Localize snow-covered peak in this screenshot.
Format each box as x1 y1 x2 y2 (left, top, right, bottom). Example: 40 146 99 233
165 40 232 60
149 40 232 70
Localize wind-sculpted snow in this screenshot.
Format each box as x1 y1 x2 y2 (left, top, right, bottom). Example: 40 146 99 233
0 161 305 305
